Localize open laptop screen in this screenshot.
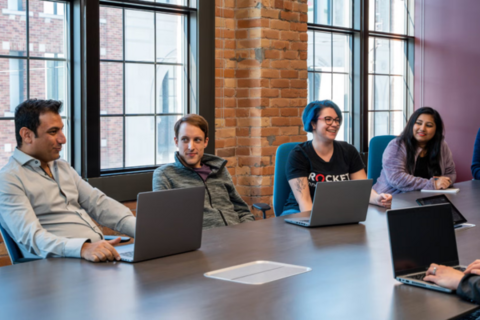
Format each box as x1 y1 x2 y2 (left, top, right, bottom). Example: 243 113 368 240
387 204 459 276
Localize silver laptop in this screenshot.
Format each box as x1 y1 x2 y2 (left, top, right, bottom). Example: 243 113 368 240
116 187 205 263
284 179 373 227
387 203 465 293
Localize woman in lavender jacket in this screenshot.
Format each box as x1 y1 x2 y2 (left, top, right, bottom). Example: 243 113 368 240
373 107 456 195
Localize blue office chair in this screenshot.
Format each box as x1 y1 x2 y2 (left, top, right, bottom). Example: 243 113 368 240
0 223 40 264
253 142 300 217
472 128 480 180
367 135 396 185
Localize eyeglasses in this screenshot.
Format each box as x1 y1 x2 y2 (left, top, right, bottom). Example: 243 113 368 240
317 116 341 125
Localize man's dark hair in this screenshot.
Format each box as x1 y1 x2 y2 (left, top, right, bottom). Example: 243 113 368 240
174 114 209 139
15 99 63 147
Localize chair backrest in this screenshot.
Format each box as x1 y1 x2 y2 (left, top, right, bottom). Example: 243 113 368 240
0 223 22 265
273 142 300 216
367 135 396 185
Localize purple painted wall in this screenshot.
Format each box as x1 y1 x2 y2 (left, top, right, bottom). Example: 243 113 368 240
415 0 480 182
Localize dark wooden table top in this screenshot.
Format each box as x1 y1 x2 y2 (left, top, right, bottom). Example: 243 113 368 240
2 181 480 320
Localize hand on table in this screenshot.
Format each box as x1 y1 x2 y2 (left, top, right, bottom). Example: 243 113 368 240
423 263 464 290
434 176 452 190
374 193 392 209
81 237 121 262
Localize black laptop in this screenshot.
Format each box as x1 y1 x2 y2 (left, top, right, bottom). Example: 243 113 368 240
387 203 466 293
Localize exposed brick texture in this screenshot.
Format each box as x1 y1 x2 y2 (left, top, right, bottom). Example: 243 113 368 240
215 0 308 219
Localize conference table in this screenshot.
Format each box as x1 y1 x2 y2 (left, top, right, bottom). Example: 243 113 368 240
1 181 480 320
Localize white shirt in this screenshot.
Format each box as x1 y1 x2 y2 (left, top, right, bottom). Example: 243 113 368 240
0 148 135 258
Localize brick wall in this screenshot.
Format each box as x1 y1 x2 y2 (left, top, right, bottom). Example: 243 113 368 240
215 0 309 219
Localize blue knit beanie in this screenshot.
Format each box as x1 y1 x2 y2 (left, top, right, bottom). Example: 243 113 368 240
302 100 343 132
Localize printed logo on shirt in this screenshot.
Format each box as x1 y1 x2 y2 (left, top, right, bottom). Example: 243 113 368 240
308 172 350 187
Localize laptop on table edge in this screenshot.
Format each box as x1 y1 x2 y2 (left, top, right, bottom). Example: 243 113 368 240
387 203 466 293
115 186 205 263
284 179 373 228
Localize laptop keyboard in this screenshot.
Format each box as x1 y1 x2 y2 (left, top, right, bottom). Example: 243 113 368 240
407 266 466 281
121 251 134 258
408 273 427 280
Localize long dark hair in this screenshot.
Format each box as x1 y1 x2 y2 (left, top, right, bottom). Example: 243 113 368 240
398 107 444 176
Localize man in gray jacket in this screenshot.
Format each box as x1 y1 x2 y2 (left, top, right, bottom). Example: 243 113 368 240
152 114 255 229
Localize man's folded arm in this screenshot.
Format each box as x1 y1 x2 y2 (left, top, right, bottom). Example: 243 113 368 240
0 179 88 258
73 169 136 237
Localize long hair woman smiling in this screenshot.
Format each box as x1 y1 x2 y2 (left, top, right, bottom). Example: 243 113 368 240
373 107 456 194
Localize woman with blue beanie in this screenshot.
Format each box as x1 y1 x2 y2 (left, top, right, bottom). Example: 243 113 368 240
282 100 392 215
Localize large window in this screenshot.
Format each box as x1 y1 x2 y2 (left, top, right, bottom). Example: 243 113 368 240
0 0 69 167
307 0 414 150
99 4 189 172
368 0 414 141
308 30 352 142
307 0 353 143
0 0 212 198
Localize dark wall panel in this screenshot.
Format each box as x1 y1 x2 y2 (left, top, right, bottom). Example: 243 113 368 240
415 0 480 181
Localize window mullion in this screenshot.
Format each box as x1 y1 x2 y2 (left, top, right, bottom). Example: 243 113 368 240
122 8 126 169
84 0 101 178
26 0 30 99
154 11 157 167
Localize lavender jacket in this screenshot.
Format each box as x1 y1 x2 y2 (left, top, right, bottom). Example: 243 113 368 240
373 138 456 195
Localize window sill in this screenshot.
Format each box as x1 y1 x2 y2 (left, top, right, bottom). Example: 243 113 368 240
38 13 64 20
88 171 154 202
2 9 33 16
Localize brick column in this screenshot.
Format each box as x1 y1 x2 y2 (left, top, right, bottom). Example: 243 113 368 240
215 0 308 219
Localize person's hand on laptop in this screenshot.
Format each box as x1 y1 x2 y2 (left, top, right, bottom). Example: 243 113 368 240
423 263 464 290
81 237 122 262
464 260 480 275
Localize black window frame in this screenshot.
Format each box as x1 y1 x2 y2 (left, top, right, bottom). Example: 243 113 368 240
0 0 71 164
308 0 414 152
98 5 189 174
71 0 214 200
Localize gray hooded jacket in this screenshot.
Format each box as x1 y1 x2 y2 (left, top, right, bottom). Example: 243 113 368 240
152 152 255 229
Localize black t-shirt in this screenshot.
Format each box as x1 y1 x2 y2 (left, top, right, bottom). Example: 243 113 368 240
283 140 365 212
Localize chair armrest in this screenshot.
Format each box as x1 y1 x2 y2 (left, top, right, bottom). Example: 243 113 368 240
15 257 42 264
253 203 271 211
252 203 272 219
